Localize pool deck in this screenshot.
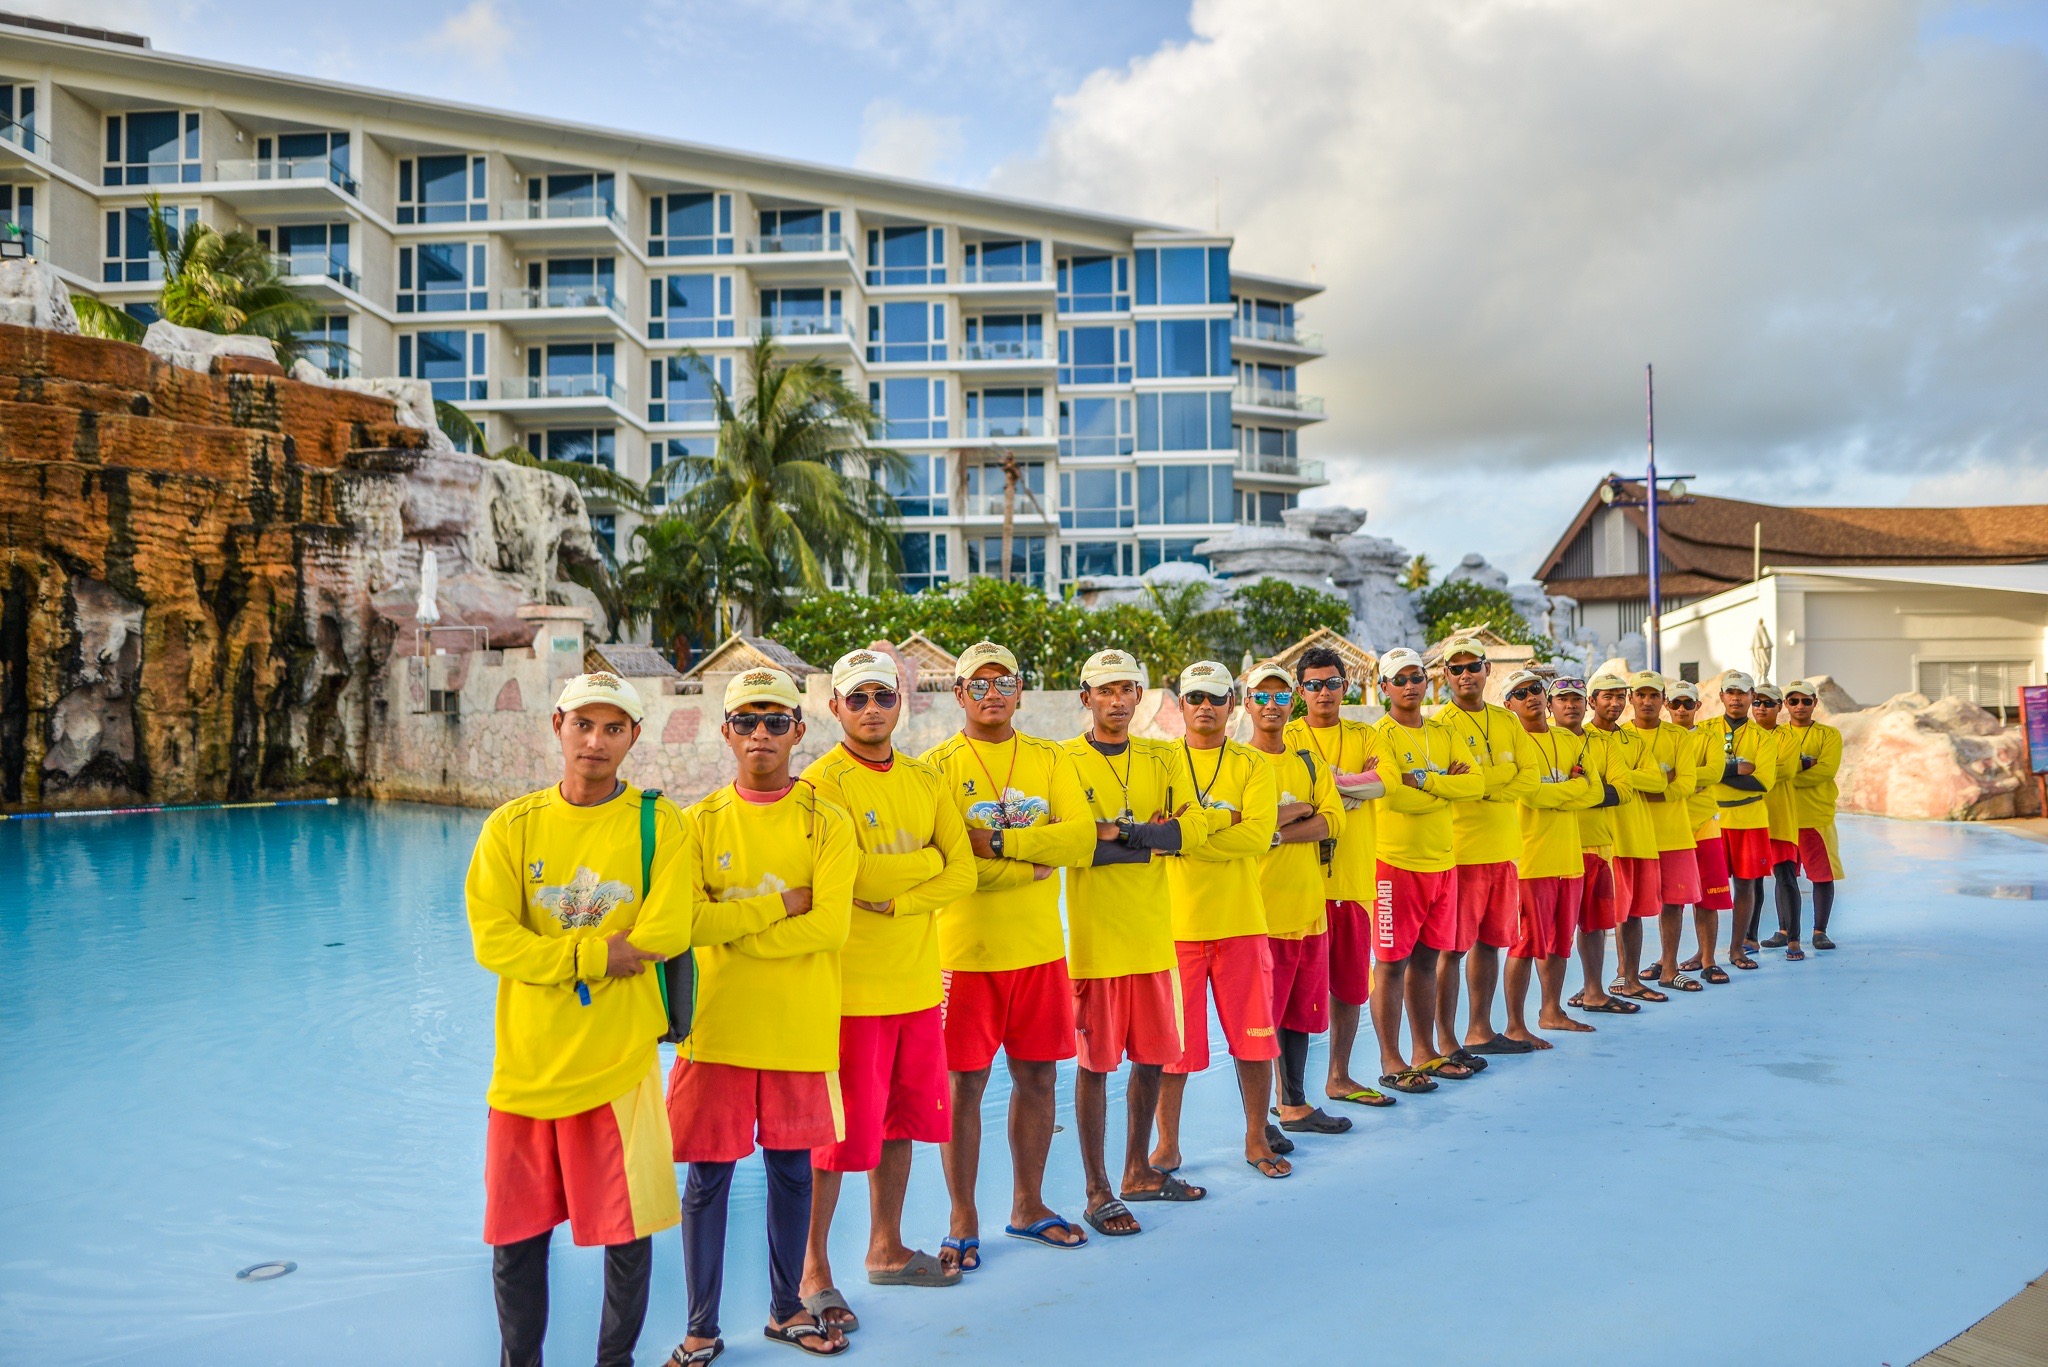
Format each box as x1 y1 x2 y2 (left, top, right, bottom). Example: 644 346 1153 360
5 811 2046 1366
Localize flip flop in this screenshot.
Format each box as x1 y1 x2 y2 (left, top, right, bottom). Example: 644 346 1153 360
1702 965 1730 984
1580 997 1641 1014
939 1235 980 1272
1003 1216 1085 1250
1328 1087 1396 1108
1277 1107 1353 1134
866 1249 959 1287
1448 1047 1490 1072
1616 985 1669 1003
1121 1172 1206 1203
1465 1037 1536 1055
1661 974 1704 992
1729 954 1760 971
763 1322 847 1356
669 1341 724 1367
1246 1155 1291 1179
1083 1199 1140 1237
1784 946 1806 961
1263 1122 1297 1155
1379 1070 1438 1095
799 1289 858 1334
1567 989 1587 1008
1419 1055 1475 1080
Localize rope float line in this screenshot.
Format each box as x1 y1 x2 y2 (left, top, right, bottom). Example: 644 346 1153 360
0 797 342 822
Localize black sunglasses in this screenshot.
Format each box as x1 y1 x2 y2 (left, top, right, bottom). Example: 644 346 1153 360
1445 661 1486 676
1250 690 1294 707
1505 685 1545 701
839 688 899 711
726 712 797 736
960 674 1022 700
1785 695 1816 705
1668 697 1698 707
1298 678 1345 693
1183 690 1231 707
1384 671 1428 688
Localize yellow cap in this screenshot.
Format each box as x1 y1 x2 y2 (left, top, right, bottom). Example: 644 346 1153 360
1178 660 1236 696
1588 671 1631 693
1666 679 1701 703
1785 679 1821 698
1243 660 1295 691
832 648 899 694
955 640 1019 679
1379 647 1427 684
1753 682 1784 703
555 671 644 723
1440 636 1488 662
1080 648 1145 689
1719 670 1755 693
1549 675 1588 698
1627 670 1665 693
723 666 802 713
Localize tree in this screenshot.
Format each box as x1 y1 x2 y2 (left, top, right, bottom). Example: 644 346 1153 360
1399 553 1435 591
617 509 773 657
662 336 907 631
434 401 649 510
73 195 319 359
1227 578 1353 660
1417 578 1539 647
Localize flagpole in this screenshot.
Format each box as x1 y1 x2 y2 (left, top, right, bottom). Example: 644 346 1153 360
1645 363 1662 673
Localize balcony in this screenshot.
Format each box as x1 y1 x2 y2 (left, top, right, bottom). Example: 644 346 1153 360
209 157 361 216
502 196 625 228
750 314 853 343
502 285 624 313
1232 385 1326 419
960 414 1053 442
493 198 628 250
504 374 620 401
218 155 357 195
275 254 361 295
0 117 52 167
747 232 848 256
741 232 856 280
958 492 1057 520
961 261 1050 286
1230 317 1323 352
957 338 1054 366
1234 451 1326 482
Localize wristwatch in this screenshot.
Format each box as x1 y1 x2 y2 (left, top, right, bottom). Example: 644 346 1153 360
989 830 1005 858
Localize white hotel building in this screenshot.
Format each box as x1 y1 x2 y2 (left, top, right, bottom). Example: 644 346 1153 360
0 15 1327 591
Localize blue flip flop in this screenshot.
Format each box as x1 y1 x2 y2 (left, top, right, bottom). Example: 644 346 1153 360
939 1235 980 1272
1003 1216 1085 1249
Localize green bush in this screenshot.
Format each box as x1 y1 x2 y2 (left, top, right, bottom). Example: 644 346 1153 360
1416 578 1556 659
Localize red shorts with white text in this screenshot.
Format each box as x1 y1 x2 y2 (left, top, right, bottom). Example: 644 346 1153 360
1374 861 1457 961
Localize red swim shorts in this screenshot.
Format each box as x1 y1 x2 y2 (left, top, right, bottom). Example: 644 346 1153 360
1073 970 1182 1073
941 959 1078 1072
1691 833 1733 911
1657 848 1703 906
1375 861 1457 961
667 1058 841 1164
812 1007 949 1173
1325 899 1373 1007
1267 932 1330 1034
1615 855 1662 920
1168 934 1278 1074
1580 852 1623 933
485 1061 679 1247
1454 861 1520 951
1722 826 1772 880
1797 827 1840 883
1511 876 1582 960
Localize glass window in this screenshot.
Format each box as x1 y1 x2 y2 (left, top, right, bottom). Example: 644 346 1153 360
0 185 34 251
1136 245 1228 306
397 153 486 224
650 436 714 506
898 531 950 593
1059 397 1132 459
527 428 618 470
965 535 1046 589
526 171 615 220
963 312 1041 361
101 204 195 282
884 452 948 518
272 222 352 287
1058 254 1128 313
1137 463 1229 526
867 225 945 286
103 110 200 186
649 354 730 423
758 206 841 251
868 377 946 440
1138 391 1227 452
649 191 732 256
966 387 1043 439
397 242 486 313
1059 467 1133 531
1059 325 1128 385
867 300 945 363
963 238 1042 283
590 513 616 558
962 460 1044 514
1138 538 1209 572
398 329 485 402
1 83 38 149
305 314 352 379
648 273 732 340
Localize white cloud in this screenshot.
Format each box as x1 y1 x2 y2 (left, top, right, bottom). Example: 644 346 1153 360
425 0 514 69
855 99 966 180
994 0 2048 575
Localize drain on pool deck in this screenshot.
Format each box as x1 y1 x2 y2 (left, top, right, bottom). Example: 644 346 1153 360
235 1261 297 1282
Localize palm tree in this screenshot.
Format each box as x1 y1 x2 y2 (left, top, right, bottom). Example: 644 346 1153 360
617 510 772 659
72 195 319 359
434 401 649 510
659 335 906 630
1400 553 1435 592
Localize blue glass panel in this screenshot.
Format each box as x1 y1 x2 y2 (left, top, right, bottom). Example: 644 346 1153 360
1160 319 1208 377
1161 392 1209 450
1208 246 1231 304
1158 246 1207 305
1135 249 1156 307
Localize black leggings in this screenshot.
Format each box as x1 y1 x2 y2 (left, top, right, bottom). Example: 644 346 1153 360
1735 877 1767 944
492 1229 650 1367
682 1148 812 1340
1277 1027 1312 1107
1812 881 1835 933
1772 860 1803 940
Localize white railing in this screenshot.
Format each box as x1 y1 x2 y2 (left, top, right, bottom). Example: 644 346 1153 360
1234 451 1325 481
1 118 51 158
745 233 850 256
959 338 1051 362
751 314 851 338
1233 385 1325 414
501 374 621 401
275 255 359 291
501 286 623 312
1231 318 1323 350
961 262 1050 285
501 197 625 228
959 493 1055 518
961 414 1051 440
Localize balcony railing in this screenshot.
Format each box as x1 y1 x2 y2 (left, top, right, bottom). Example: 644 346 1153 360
752 314 851 339
501 285 624 313
501 374 622 401
1235 451 1326 481
958 338 1052 363
500 197 626 228
275 255 361 292
961 414 1052 440
960 262 1050 285
745 233 850 256
1231 318 1323 350
0 117 51 158
1233 385 1325 415
959 492 1055 518
216 156 357 195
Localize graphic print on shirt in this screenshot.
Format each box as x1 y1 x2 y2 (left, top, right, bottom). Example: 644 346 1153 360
533 866 635 929
717 868 791 901
966 785 1050 829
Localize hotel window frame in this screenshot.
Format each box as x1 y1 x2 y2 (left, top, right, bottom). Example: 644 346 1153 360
102 110 201 186
397 154 488 224
397 328 487 403
397 241 487 313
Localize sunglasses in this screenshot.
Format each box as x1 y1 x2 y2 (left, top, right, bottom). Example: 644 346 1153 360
1250 690 1294 708
1668 698 1699 708
1298 678 1346 693
1183 690 1232 707
726 712 797 736
1445 661 1486 676
960 674 1022 700
1785 695 1816 706
1756 698 1782 708
1552 679 1587 693
1505 685 1545 701
839 688 899 711
1384 672 1428 689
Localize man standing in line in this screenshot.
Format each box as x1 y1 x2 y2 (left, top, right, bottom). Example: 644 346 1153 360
1752 683 1808 960
669 668 856 1362
1696 671 1777 971
1551 676 1637 1016
1784 681 1845 951
1589 670 1667 1004
922 642 1097 1260
1283 646 1392 1109
1244 661 1351 1140
1625 672 1703 994
468 674 709 1367
1666 681 1734 984
1430 638 1542 1064
1062 648 1212 1234
1366 648 1486 1092
1500 668 1597 1046
1152 661 1287 1178
799 649 977 1333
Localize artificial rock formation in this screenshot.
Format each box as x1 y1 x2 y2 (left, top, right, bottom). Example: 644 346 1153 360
0 324 597 811
1195 506 1425 650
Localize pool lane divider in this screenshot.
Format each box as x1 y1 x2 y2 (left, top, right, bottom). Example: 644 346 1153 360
0 797 342 822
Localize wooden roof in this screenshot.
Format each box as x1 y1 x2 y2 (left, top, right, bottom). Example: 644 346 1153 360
894 631 959 689
1271 626 1377 684
583 644 680 679
678 633 820 681
1422 624 1523 666
1536 479 2048 603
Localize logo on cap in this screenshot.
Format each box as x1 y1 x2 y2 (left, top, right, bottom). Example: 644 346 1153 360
587 673 621 690
742 670 775 685
847 652 876 666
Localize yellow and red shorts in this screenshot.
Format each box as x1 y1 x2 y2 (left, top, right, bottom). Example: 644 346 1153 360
1073 970 1183 1073
1168 935 1279 1074
483 1060 680 1248
813 1008 950 1173
1454 861 1520 951
1797 826 1843 883
668 1058 843 1162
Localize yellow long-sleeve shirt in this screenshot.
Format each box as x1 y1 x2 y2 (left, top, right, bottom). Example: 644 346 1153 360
1698 715 1778 831
1433 701 1542 866
1574 727 1626 855
1517 725 1599 879
1061 735 1211 978
1369 715 1487 873
1787 722 1843 830
1679 723 1721 841
466 784 774 1119
1596 723 1665 859
921 731 1097 972
1624 719 1699 852
1760 724 1800 842
1256 745 1346 938
682 782 856 1072
1285 716 1378 902
803 745 975 1016
1163 738 1279 941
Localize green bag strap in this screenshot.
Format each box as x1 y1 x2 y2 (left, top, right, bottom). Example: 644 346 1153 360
641 788 666 1018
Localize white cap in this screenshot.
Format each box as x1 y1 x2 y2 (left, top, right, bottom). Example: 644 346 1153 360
1379 648 1426 685
1178 660 1236 696
1666 679 1701 703
555 672 644 723
1243 660 1295 691
955 641 1019 679
723 667 802 712
1081 648 1145 689
1720 670 1755 693
832 648 899 694
1502 668 1545 692
1753 682 1785 704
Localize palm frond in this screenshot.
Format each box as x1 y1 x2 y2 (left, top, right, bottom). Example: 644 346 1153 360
73 296 147 343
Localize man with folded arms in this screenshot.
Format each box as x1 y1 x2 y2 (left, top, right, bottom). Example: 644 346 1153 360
1550 675 1636 1016
1752 683 1808 960
1588 670 1667 1004
1244 660 1351 1142
799 648 976 1333
669 667 856 1362
1500 668 1597 1045
1367 648 1486 1093
1062 648 1212 1235
1667 681 1734 984
1783 680 1845 951
1153 661 1287 1179
1625 671 1703 994
1696 670 1777 971
1430 637 1542 1065
923 642 1097 1259
1283 645 1392 1109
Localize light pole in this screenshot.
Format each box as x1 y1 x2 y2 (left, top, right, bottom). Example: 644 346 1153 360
1599 364 1693 673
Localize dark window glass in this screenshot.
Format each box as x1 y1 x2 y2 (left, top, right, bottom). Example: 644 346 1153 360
1158 246 1208 305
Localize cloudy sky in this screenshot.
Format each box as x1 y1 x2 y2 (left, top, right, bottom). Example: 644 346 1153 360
35 0 2048 581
